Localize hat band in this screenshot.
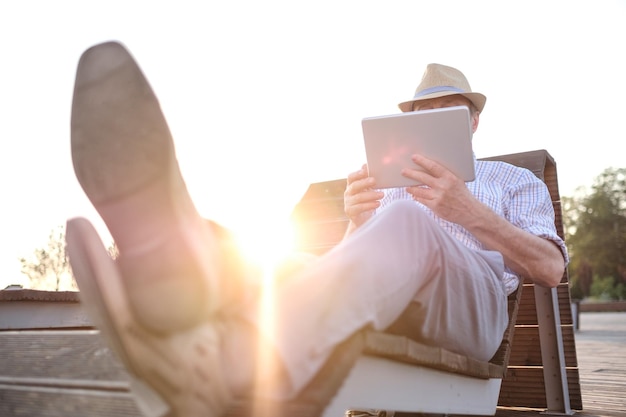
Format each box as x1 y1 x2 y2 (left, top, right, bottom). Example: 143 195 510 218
414 85 465 99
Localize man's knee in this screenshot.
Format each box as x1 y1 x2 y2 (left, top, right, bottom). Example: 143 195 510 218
377 200 431 227
275 252 319 283
381 200 417 215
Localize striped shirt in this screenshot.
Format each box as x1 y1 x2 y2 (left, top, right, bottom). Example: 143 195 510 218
376 157 569 295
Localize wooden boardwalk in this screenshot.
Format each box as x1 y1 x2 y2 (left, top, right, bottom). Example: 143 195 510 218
0 310 624 417
572 312 626 416
490 312 626 417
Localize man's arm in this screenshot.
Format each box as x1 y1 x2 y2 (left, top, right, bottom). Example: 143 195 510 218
459 200 565 287
404 154 566 288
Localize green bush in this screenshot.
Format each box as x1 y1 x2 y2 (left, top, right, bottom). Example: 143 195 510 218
590 276 626 301
569 276 584 300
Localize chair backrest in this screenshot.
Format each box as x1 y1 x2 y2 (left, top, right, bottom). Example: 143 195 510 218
481 150 581 410
290 149 582 410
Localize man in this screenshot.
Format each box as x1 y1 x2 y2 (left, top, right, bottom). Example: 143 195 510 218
67 42 568 417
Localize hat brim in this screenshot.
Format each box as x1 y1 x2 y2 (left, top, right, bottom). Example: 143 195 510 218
398 91 486 113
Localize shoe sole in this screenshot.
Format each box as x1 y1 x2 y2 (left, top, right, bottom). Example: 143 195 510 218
67 217 233 417
70 41 220 332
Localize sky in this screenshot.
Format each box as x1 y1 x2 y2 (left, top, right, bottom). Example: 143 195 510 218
1 0 625 289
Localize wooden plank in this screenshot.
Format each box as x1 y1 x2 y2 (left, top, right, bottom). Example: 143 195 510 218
499 368 582 409
0 289 91 330
291 180 347 222
508 326 577 368
0 289 80 302
0 301 91 330
0 330 140 417
516 284 573 325
0 331 129 382
0 385 141 417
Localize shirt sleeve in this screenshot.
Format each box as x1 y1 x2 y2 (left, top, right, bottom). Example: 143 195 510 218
506 170 570 266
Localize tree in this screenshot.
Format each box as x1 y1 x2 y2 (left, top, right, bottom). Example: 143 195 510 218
19 225 75 291
19 224 118 291
563 167 626 299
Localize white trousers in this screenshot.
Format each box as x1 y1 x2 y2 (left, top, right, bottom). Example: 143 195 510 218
247 200 509 397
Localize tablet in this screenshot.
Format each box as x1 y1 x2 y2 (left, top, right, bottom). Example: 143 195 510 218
361 105 475 189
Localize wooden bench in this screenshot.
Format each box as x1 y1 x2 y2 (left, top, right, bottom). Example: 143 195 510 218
0 149 581 416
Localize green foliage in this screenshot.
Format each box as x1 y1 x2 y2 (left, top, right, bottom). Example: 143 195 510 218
590 276 626 301
568 275 584 300
563 167 626 300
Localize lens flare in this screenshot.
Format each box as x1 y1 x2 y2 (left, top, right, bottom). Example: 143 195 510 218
232 216 298 402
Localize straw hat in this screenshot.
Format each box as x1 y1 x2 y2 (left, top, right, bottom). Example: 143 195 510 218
398 63 486 113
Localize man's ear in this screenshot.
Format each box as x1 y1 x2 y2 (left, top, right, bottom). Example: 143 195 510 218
471 112 480 133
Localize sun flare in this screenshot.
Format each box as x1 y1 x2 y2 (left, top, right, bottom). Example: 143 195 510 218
230 216 299 398
232 218 297 275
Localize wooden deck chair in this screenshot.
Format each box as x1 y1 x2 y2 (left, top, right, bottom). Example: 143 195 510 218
275 149 581 416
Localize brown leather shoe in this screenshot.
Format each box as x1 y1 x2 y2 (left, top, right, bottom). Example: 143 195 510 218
71 41 222 333
67 217 233 417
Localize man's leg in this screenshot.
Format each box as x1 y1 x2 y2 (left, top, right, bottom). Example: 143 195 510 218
247 200 509 397
69 41 333 415
71 41 237 334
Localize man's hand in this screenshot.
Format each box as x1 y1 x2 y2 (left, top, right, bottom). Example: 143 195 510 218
402 153 479 225
344 164 384 234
